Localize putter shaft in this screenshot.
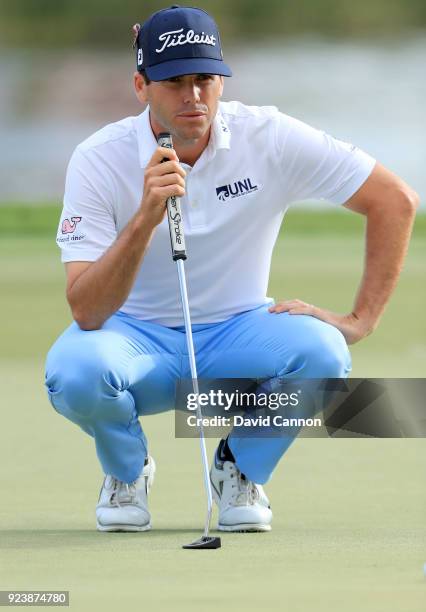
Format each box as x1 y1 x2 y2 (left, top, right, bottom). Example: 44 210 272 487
177 259 213 537
157 131 217 547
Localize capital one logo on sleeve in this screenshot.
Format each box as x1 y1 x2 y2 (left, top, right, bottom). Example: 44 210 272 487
216 178 259 202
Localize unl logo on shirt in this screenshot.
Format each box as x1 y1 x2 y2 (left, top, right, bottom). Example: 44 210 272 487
216 178 258 202
61 216 82 234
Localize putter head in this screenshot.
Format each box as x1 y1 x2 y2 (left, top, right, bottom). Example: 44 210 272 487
182 536 221 550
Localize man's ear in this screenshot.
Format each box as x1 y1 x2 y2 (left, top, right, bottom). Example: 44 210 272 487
134 72 148 104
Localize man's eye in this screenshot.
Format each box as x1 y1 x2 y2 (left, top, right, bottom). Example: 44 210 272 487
167 77 181 83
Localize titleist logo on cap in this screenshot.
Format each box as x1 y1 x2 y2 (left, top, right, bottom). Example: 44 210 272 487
156 28 217 54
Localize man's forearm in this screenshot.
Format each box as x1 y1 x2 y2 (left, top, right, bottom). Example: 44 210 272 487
68 211 157 330
351 197 418 333
270 166 419 346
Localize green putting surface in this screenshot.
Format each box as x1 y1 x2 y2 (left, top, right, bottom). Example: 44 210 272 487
0 210 425 611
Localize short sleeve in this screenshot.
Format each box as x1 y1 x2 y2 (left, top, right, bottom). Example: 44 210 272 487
275 114 376 206
56 147 117 262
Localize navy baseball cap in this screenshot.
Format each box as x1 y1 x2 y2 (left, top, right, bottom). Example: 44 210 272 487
133 5 232 81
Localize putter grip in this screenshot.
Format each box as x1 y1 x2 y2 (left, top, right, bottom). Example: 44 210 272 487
157 132 187 261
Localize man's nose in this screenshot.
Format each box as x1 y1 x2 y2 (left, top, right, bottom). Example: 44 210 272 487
183 82 201 104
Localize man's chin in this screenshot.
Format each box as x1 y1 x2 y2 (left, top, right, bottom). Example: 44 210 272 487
173 125 210 144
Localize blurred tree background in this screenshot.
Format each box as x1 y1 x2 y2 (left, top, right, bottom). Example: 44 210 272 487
1 0 425 48
1 1 424 204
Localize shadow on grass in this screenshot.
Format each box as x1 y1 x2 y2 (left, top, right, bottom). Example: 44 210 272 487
0 528 228 551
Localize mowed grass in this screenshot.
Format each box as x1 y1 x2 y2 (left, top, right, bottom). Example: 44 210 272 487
0 207 425 612
0 205 425 375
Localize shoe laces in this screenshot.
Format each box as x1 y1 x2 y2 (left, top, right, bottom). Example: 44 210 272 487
105 476 137 508
228 464 260 506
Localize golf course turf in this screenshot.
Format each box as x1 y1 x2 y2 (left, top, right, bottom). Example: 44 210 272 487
0 207 424 611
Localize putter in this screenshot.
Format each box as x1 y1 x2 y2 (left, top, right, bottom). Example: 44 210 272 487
158 133 221 550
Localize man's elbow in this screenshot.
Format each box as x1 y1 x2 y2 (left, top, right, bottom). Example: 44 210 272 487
74 315 103 332
67 295 103 331
71 309 102 331
369 185 420 219
396 186 420 215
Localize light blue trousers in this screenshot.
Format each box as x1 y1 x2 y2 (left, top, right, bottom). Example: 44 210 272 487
45 305 351 484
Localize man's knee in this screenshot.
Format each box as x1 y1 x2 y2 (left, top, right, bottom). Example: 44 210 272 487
45 334 127 420
286 318 351 377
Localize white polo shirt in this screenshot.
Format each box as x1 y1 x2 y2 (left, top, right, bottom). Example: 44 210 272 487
57 101 375 326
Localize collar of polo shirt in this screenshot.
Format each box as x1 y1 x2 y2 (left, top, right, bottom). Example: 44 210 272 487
136 103 231 169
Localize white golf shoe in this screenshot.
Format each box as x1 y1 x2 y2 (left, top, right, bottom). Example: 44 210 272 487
96 456 155 532
210 445 272 532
